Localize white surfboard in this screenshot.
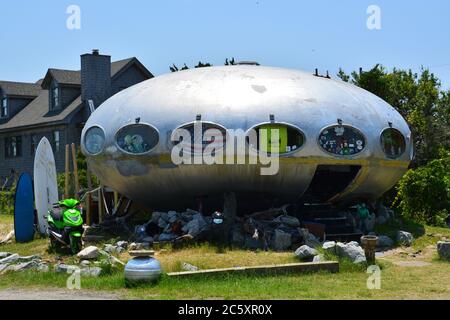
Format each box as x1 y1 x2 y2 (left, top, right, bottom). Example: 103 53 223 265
34 137 59 234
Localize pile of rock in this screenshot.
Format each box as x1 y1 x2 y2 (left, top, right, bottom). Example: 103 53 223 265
0 252 49 274
134 209 210 244
52 245 126 277
0 245 126 277
321 241 367 264
131 206 315 252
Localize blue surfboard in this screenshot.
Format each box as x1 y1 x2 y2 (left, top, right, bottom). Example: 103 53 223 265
14 173 35 243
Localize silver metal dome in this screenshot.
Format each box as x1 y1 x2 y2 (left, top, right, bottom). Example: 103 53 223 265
81 65 412 209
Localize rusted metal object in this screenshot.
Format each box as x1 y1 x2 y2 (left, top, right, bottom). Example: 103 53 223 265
361 235 378 264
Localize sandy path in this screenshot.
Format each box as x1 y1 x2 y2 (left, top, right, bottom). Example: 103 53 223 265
0 288 120 300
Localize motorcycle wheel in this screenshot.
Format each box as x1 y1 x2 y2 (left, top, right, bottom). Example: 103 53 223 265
49 237 59 250
70 237 82 255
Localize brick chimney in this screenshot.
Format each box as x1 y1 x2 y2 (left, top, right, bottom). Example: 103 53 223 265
81 49 111 109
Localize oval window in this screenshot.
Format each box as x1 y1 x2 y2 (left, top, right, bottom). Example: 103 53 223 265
319 125 366 156
381 128 406 159
248 123 305 154
172 122 227 154
116 124 159 154
84 126 105 155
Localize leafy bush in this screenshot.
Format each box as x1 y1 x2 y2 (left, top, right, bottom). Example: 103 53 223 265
57 147 99 196
0 183 16 215
394 152 450 226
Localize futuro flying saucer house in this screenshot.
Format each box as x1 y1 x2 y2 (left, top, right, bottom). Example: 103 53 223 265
81 65 413 210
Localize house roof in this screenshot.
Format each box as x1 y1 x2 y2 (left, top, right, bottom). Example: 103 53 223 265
0 56 153 132
0 91 83 131
41 58 153 89
111 58 154 79
41 69 81 88
0 81 41 98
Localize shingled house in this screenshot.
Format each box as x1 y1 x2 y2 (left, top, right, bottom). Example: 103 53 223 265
0 50 153 182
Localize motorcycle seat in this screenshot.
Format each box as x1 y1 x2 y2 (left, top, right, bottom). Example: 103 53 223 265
50 209 63 222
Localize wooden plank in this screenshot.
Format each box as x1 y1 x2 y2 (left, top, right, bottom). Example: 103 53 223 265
71 143 80 199
85 193 92 226
98 186 104 223
85 167 93 226
64 144 70 199
167 262 339 278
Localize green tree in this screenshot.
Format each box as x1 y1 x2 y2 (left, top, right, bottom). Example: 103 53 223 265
338 65 449 167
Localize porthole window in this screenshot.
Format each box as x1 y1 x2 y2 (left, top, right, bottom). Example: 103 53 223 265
319 125 366 156
248 123 305 154
172 122 227 154
116 124 159 154
84 126 105 155
381 128 406 159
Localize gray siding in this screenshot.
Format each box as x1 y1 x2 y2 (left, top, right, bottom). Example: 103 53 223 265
0 125 68 178
60 86 80 110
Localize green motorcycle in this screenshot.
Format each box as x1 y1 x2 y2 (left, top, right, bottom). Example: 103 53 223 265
47 199 84 254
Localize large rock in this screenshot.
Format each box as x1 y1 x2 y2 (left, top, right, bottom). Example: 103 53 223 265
0 253 19 264
116 241 128 249
167 211 179 223
271 229 292 251
0 252 12 259
336 242 367 264
36 263 50 272
55 264 80 274
182 262 199 271
295 245 318 260
322 241 337 254
377 235 394 248
182 213 208 237
299 228 321 248
437 241 450 260
274 215 300 228
80 260 91 267
10 261 39 272
397 231 414 247
18 255 41 262
77 246 99 260
313 255 325 263
81 267 102 277
104 244 121 254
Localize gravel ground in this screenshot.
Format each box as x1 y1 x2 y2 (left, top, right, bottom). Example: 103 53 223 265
0 288 120 300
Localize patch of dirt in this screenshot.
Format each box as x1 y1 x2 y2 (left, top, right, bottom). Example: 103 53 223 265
0 288 120 300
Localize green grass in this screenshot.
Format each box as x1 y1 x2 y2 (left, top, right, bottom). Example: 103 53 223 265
1 213 450 300
0 260 448 300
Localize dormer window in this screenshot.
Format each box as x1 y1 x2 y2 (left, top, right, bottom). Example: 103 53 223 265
52 87 59 109
1 97 7 118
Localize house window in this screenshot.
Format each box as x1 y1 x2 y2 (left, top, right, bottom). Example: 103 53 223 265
1 98 7 118
31 134 38 155
5 136 22 158
53 130 61 152
52 87 59 109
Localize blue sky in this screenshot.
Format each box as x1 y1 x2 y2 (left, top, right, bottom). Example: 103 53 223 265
1 0 449 89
